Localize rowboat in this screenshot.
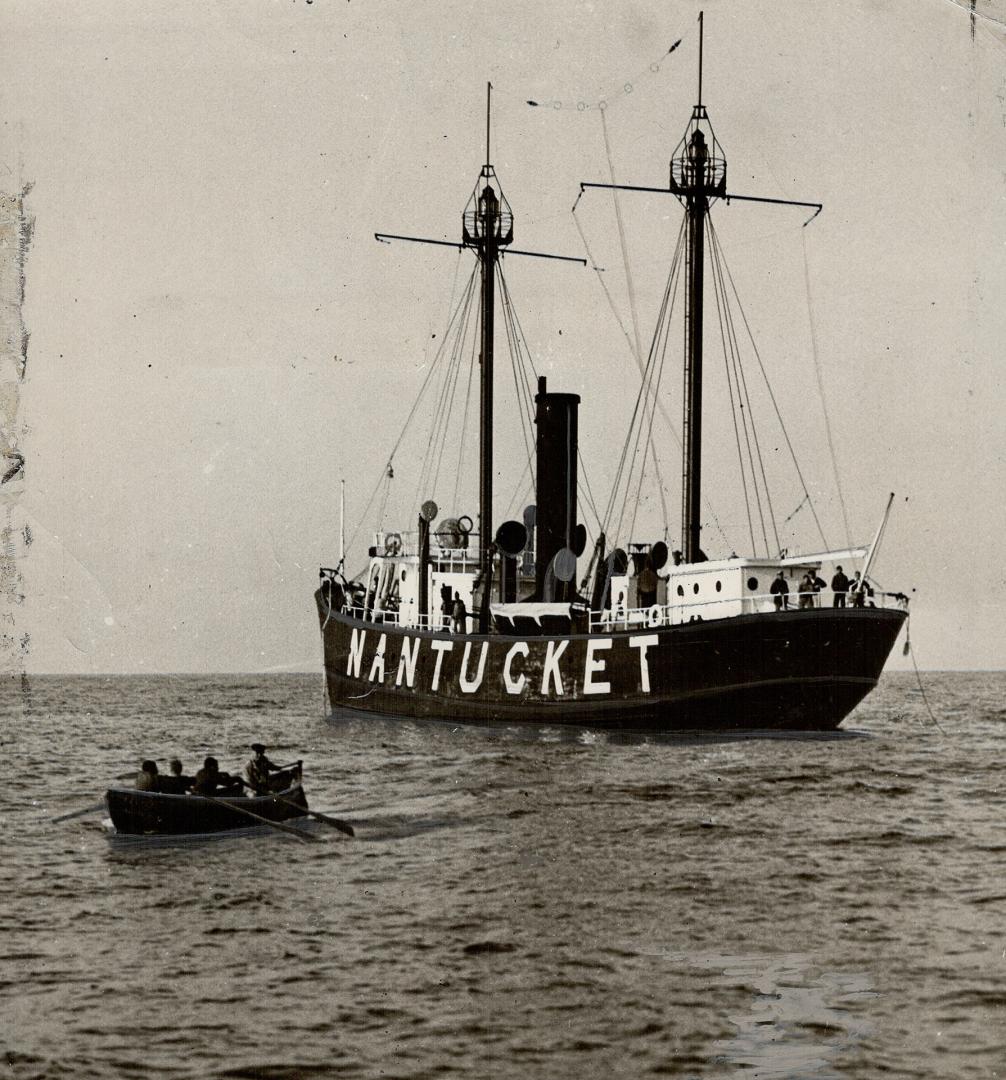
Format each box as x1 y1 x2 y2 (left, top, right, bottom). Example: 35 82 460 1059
105 782 309 836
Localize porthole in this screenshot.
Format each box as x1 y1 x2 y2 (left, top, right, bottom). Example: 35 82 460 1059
747 576 759 591
401 570 407 582
693 583 699 594
676 584 684 597
715 580 722 592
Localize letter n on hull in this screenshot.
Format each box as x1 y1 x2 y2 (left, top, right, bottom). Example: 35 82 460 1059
347 628 367 678
396 636 420 688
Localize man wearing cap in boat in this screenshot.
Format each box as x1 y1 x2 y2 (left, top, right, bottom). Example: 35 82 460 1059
246 743 287 795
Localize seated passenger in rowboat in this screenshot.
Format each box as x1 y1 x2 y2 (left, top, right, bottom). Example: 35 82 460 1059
135 760 160 791
156 758 195 794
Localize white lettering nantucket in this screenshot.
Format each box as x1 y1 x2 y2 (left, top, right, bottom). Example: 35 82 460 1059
503 642 529 695
396 636 420 688
347 628 367 678
459 641 489 693
429 639 453 691
629 634 660 693
582 638 613 695
541 639 569 696
368 633 387 683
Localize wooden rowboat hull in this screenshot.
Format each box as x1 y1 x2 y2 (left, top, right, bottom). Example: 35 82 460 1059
105 784 309 835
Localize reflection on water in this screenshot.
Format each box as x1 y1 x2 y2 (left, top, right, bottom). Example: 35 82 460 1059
668 952 875 1077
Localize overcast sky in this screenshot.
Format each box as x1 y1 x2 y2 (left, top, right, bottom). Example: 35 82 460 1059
3 0 1003 673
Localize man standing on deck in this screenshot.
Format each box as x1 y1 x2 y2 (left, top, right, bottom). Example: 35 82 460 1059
770 571 790 610
451 592 468 634
849 571 874 608
831 566 850 607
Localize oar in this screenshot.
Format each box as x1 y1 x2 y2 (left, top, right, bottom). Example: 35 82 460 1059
192 794 320 843
271 794 355 837
50 801 106 824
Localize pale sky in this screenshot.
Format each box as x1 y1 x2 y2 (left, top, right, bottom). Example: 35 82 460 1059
2 0 1003 673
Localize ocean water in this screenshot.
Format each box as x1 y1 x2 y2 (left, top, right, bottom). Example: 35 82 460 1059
3 671 1005 1080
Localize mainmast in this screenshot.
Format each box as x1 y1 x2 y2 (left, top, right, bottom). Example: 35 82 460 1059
577 11 822 563
670 11 726 562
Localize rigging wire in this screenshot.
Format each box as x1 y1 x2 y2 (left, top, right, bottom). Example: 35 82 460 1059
906 618 945 733
607 220 684 544
601 220 684 529
714 228 830 551
432 295 476 498
573 187 733 554
498 264 538 494
626 237 680 542
577 450 604 535
707 217 775 555
523 33 688 115
708 219 757 554
451 320 479 512
502 456 533 521
346 259 480 556
498 262 609 543
417 271 478 509
598 108 670 513
802 230 852 549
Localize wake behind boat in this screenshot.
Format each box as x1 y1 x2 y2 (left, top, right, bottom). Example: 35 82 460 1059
316 18 908 732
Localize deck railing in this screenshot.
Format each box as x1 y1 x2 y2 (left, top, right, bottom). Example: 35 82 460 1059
588 589 908 632
321 568 908 635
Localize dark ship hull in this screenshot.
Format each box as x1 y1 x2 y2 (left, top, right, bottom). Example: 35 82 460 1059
317 591 905 732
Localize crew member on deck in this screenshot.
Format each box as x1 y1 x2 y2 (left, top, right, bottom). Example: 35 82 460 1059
798 571 817 610
136 760 160 792
770 571 789 610
831 566 850 608
849 571 874 608
246 743 283 794
451 592 468 634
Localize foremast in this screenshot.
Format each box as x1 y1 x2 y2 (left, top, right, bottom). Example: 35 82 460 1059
373 87 582 631
463 85 513 630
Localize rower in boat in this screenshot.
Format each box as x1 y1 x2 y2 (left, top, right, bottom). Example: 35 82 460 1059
191 756 244 797
245 744 302 795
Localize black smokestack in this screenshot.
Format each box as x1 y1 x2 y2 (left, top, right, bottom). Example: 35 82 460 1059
534 376 580 598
